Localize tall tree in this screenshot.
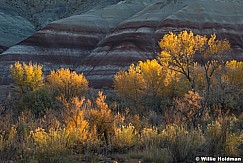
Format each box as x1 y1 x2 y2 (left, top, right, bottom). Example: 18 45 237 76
159 30 230 95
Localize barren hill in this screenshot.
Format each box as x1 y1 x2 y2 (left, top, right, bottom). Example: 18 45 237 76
0 0 243 87
0 0 120 50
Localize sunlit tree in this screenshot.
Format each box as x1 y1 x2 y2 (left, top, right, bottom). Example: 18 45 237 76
10 62 44 93
138 59 165 97
114 59 187 113
159 31 206 89
48 68 88 101
198 33 230 95
159 30 230 93
114 63 144 109
10 62 52 115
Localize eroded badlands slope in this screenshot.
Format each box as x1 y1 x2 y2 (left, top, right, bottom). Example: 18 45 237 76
1 0 243 87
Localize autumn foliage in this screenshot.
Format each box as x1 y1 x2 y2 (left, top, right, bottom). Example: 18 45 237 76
1 31 242 162
159 31 230 91
48 68 88 101
10 62 44 93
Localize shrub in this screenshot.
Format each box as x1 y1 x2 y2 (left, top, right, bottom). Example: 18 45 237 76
10 62 57 116
30 127 71 162
175 90 203 127
17 87 56 116
114 63 145 112
140 128 160 149
114 59 186 114
160 124 204 162
0 125 17 161
113 123 137 150
88 91 116 145
61 97 89 146
205 119 243 157
225 133 242 157
205 120 228 156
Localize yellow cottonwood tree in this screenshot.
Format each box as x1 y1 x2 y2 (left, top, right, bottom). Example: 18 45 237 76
138 59 165 96
199 34 230 94
159 30 206 89
10 62 44 93
114 59 184 112
48 68 88 101
114 63 144 108
159 30 230 92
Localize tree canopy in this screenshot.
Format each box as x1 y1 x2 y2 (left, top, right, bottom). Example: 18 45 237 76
159 30 230 90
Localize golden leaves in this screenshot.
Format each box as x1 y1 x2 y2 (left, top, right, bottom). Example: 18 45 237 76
158 30 231 91
114 59 165 101
48 68 88 101
159 30 207 60
224 60 243 86
204 33 230 57
159 30 230 62
10 62 44 92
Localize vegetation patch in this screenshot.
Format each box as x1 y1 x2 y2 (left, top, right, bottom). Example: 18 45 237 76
0 31 242 162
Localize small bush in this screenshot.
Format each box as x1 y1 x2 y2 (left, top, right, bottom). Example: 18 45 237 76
160 124 204 162
205 119 243 157
205 120 226 155
30 127 71 162
88 91 116 145
113 123 137 150
0 125 17 161
175 90 203 128
16 87 56 116
140 128 160 149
